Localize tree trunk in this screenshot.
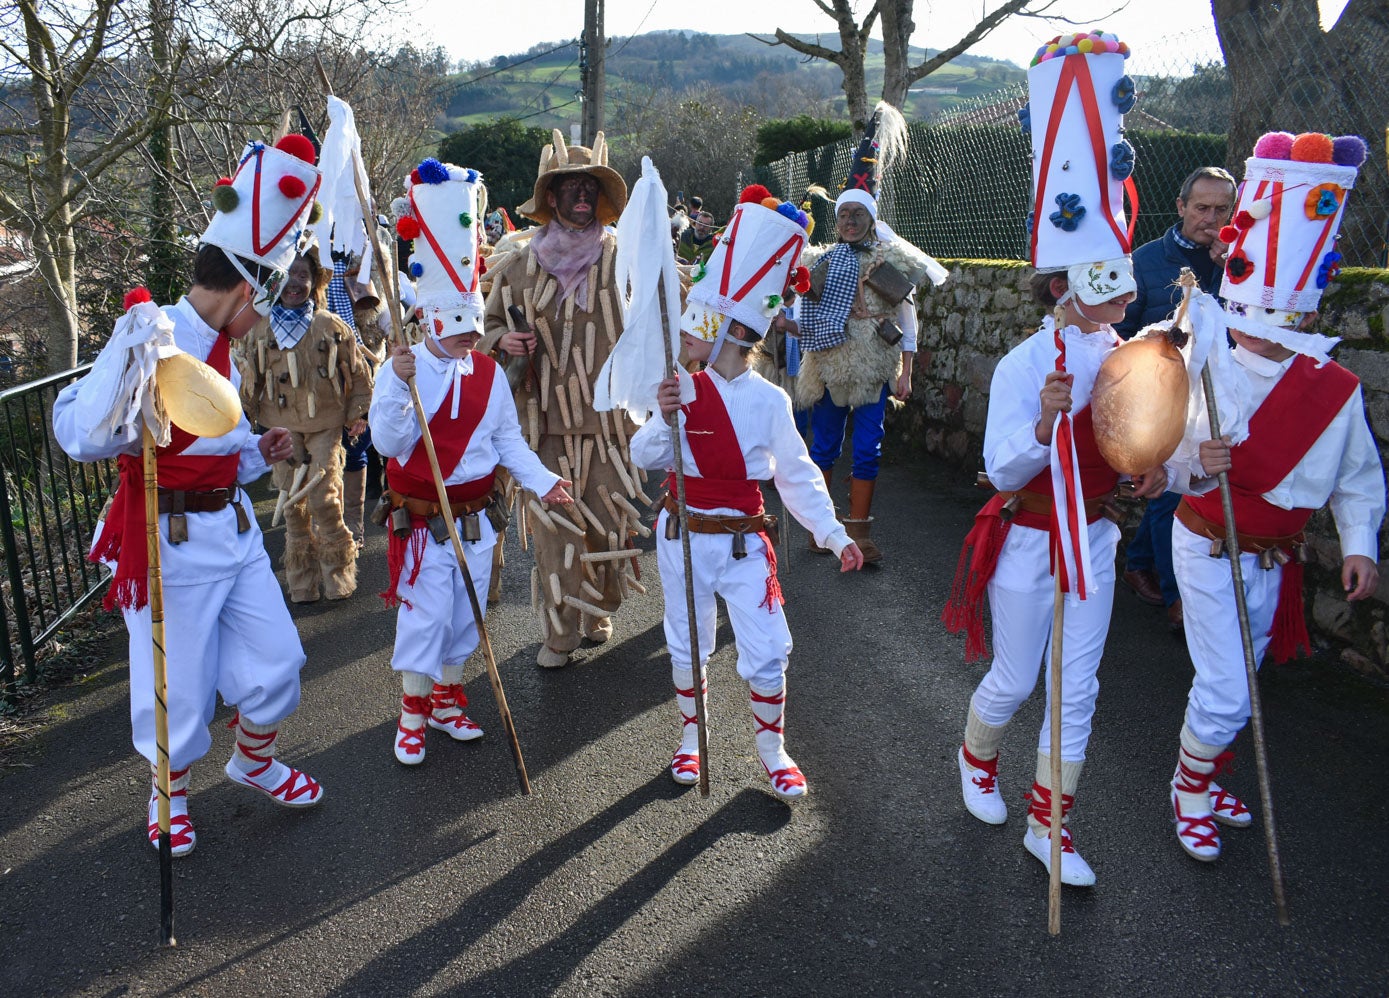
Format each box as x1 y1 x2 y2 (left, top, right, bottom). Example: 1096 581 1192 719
1213 0 1388 266
147 0 180 303
879 0 916 112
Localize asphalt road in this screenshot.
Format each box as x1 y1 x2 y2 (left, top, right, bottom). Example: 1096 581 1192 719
2 454 1386 997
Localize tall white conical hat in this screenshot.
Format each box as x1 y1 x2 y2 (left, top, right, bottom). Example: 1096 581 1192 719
682 187 810 341
392 158 485 337
1024 31 1137 304
1219 130 1368 342
200 134 322 314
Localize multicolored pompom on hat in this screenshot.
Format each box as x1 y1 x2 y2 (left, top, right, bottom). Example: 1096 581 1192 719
1218 130 1368 338
1022 30 1137 305
681 185 810 343
200 134 322 315
392 157 485 337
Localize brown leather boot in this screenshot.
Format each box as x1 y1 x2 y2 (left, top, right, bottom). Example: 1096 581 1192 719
844 477 882 564
808 465 836 555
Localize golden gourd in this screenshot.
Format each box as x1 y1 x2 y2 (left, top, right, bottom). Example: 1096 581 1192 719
1091 332 1188 475
155 351 242 438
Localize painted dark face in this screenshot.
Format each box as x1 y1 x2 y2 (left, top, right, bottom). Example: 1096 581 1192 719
279 258 313 309
548 175 601 228
836 203 873 244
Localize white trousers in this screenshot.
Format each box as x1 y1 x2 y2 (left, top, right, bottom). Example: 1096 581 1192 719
1172 519 1279 747
390 515 497 681
969 518 1118 762
656 509 791 692
122 510 304 770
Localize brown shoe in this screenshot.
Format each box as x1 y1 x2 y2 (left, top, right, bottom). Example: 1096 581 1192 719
1166 599 1184 634
1122 568 1164 607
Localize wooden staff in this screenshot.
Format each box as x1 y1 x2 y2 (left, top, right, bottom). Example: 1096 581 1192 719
1046 302 1067 935
142 425 176 946
1186 275 1291 926
316 59 530 794
660 291 710 797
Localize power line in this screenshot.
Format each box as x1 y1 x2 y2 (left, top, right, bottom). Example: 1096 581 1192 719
445 40 579 97
607 0 660 61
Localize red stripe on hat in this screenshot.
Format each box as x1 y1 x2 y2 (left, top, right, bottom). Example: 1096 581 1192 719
730 233 805 303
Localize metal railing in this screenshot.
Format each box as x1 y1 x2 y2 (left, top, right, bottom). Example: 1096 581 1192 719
0 362 116 701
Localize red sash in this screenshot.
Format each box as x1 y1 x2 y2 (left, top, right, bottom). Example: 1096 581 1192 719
663 371 782 611
382 352 499 607
1185 355 1359 662
942 405 1118 662
91 332 240 611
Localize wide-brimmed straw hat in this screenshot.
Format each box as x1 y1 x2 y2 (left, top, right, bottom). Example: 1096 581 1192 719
517 129 627 226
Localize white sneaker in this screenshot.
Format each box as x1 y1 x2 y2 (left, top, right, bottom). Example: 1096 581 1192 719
958 746 1007 825
670 749 700 786
147 777 195 858
1210 781 1252 828
428 684 484 742
1023 826 1096 887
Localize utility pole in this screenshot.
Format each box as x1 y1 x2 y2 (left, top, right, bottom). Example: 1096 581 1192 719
581 0 605 144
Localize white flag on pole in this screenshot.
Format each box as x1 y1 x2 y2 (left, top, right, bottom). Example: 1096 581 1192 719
593 156 682 423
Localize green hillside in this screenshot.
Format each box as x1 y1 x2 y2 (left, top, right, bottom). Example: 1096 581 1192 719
442 30 1025 132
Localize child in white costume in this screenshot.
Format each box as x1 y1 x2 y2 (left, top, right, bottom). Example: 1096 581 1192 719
53 134 329 857
1165 129 1384 862
630 187 863 800
371 158 572 765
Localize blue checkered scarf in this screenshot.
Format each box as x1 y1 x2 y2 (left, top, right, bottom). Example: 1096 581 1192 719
326 258 358 336
798 243 859 352
270 302 313 349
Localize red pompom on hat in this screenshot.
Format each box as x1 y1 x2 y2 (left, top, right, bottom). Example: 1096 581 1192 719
739 184 773 205
1233 210 1255 230
791 266 811 294
274 133 317 165
278 175 307 199
1219 225 1240 245
122 287 153 312
213 176 233 187
396 216 421 241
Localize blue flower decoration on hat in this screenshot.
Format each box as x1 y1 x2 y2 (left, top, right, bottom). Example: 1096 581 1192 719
1112 76 1136 114
1110 140 1135 181
1024 211 1035 234
1315 190 1340 216
1050 193 1086 232
1017 103 1031 133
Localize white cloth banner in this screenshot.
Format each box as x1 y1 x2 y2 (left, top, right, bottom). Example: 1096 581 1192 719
593 156 682 422
312 96 372 285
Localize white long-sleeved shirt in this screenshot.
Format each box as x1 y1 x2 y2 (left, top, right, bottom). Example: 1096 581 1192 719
369 345 559 497
628 366 850 555
54 297 269 483
1182 345 1385 561
983 318 1122 493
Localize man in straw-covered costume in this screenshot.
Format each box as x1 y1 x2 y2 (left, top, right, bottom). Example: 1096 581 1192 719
237 246 375 603
53 133 328 857
376 158 573 764
941 32 1181 886
795 103 948 563
628 181 864 798
1162 129 1383 863
481 129 642 669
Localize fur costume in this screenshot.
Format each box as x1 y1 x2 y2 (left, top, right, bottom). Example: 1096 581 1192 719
237 309 374 600
795 238 935 409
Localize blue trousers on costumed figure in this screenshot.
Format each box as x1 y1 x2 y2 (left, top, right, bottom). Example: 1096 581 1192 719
807 384 889 563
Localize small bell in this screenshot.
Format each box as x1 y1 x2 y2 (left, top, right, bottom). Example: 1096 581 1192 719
731 532 747 560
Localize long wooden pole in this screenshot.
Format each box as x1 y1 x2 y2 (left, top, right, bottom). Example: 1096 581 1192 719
1199 363 1290 925
1047 572 1063 936
659 289 710 796
142 426 176 946
315 61 530 794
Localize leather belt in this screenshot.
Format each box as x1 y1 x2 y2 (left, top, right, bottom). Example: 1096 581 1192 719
1176 499 1305 555
387 488 492 519
661 492 774 535
157 487 236 514
998 488 1115 522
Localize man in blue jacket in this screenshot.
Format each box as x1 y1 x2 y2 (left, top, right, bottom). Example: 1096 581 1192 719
1117 167 1236 631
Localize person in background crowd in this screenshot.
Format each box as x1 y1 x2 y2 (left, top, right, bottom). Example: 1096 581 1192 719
1116 167 1237 633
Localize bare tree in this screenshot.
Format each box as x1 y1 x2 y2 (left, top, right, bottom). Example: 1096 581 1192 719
1212 0 1387 267
750 0 1057 132
0 0 409 373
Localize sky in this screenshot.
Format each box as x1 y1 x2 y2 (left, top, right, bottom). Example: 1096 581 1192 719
413 0 1351 72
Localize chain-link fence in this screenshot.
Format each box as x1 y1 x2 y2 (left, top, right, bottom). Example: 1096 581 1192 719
745 18 1387 269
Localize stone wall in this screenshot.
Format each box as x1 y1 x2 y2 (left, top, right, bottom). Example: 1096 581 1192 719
891 260 1389 680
